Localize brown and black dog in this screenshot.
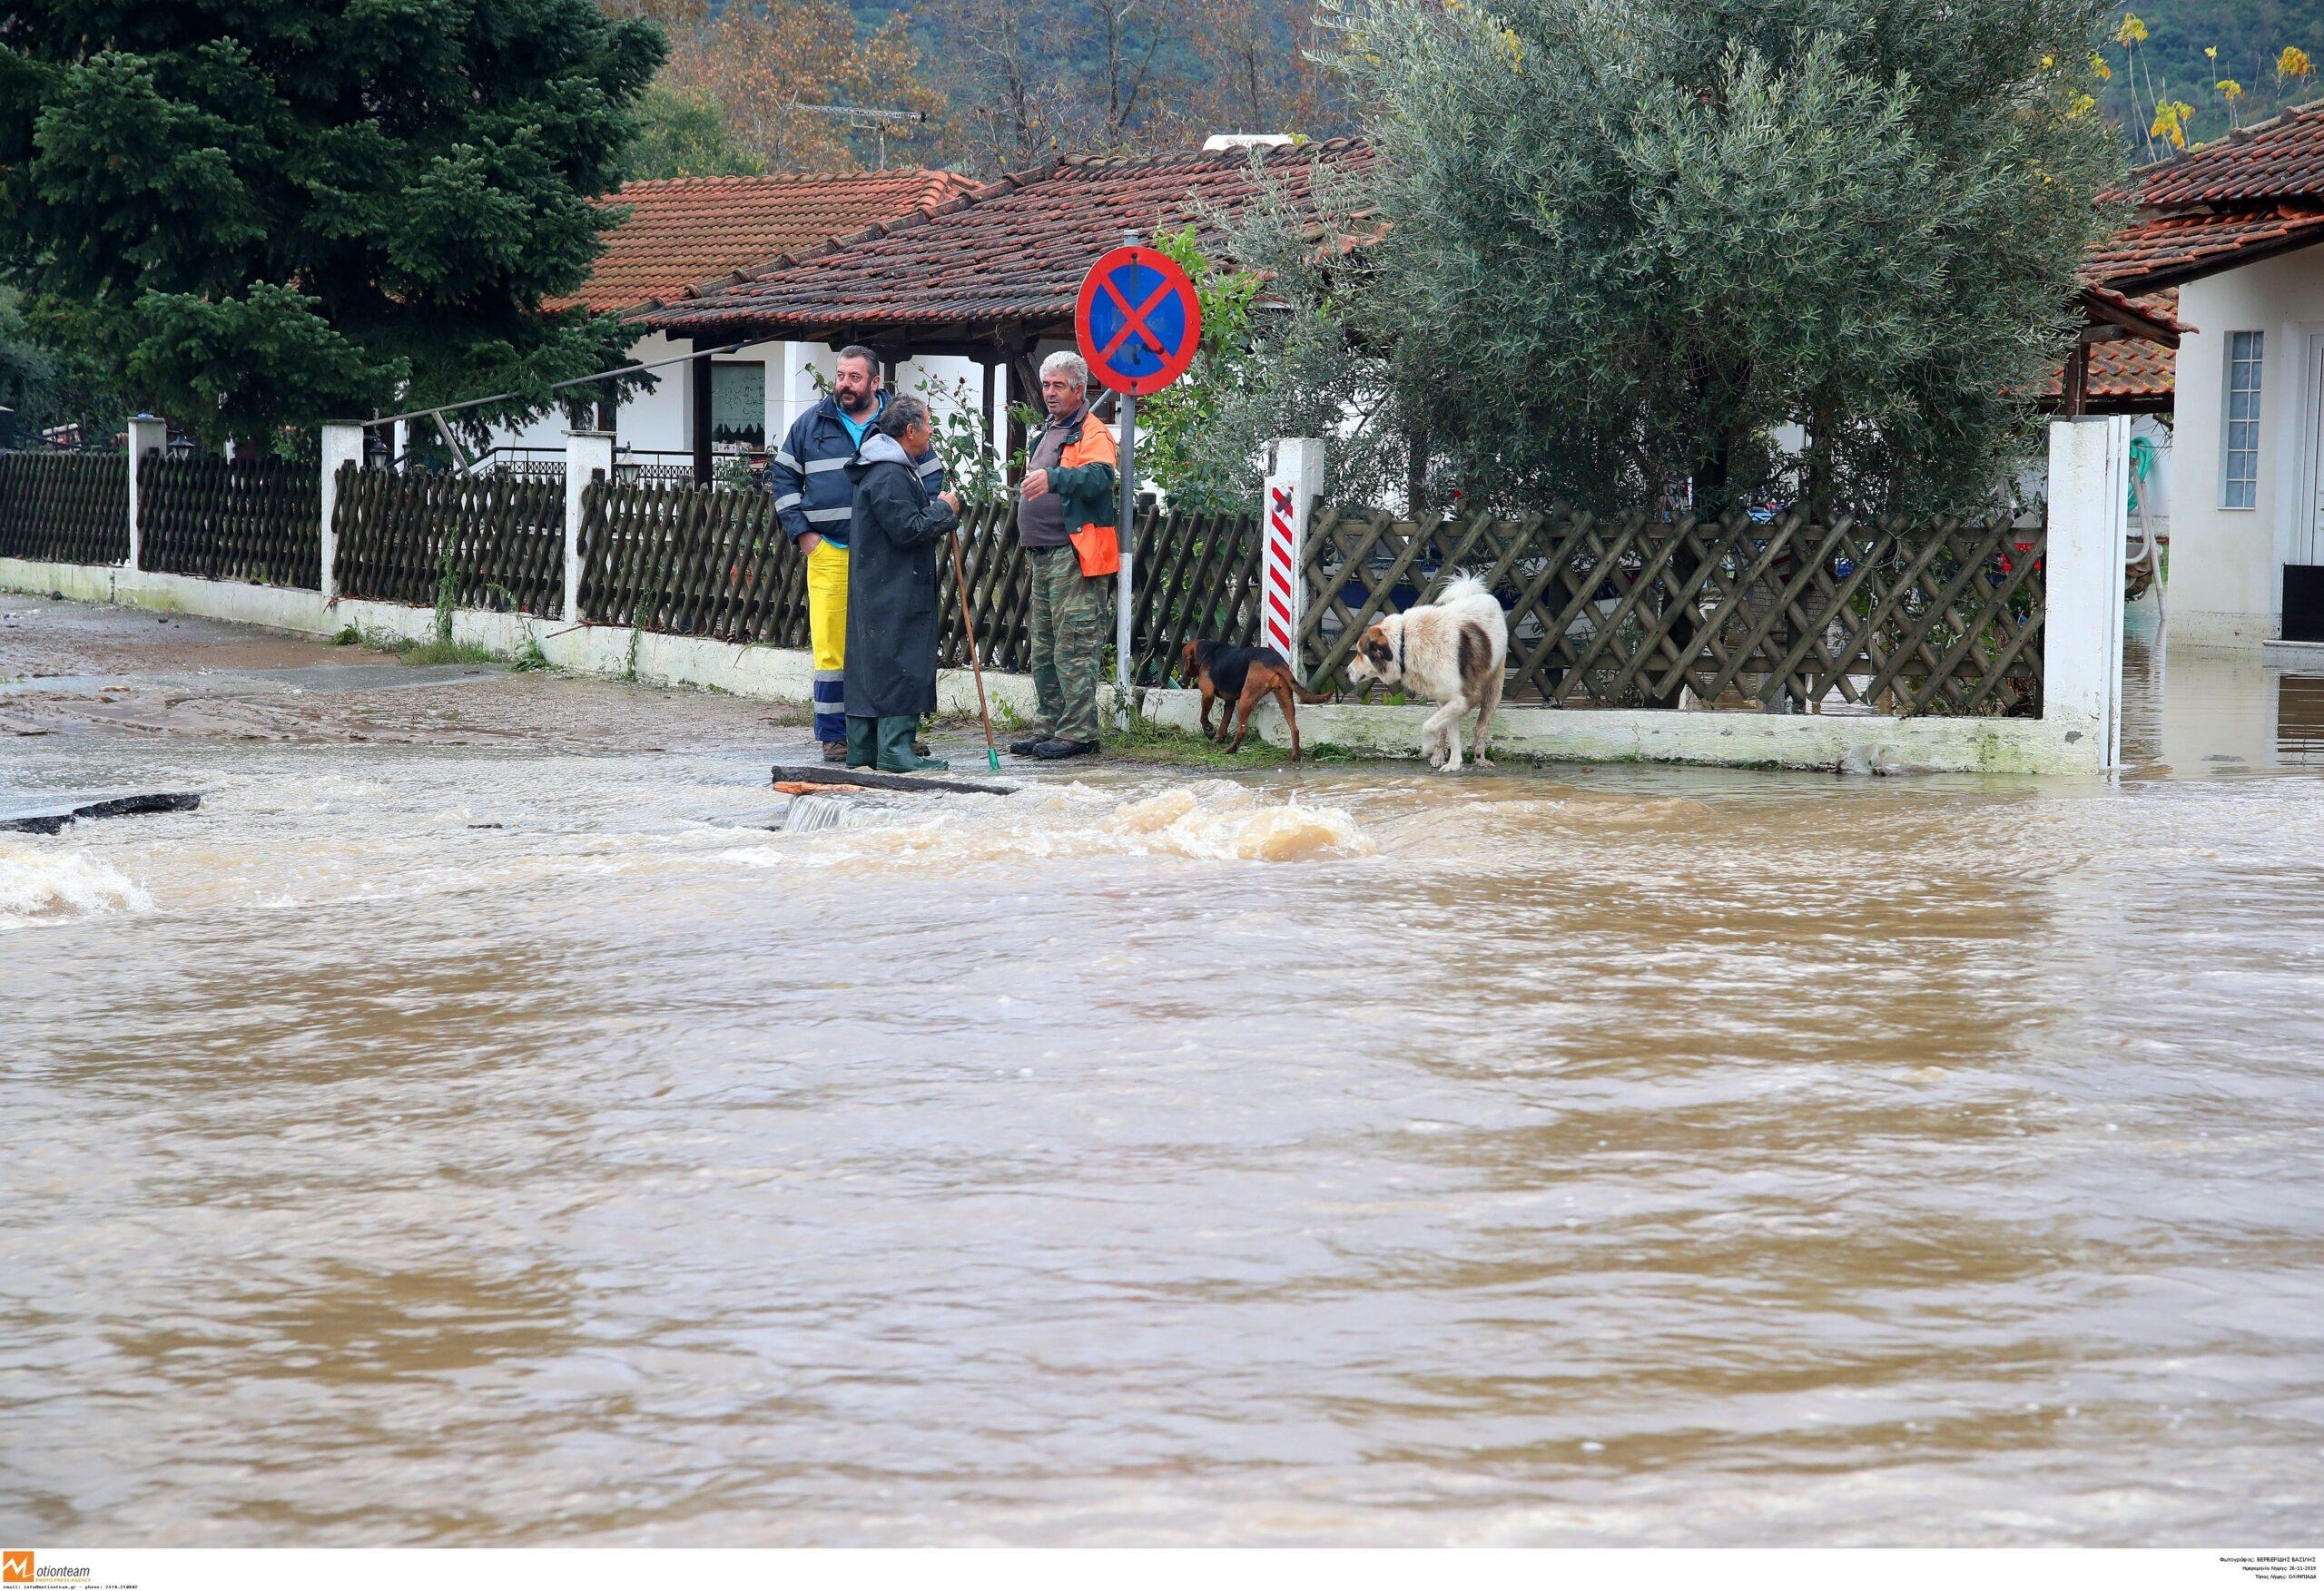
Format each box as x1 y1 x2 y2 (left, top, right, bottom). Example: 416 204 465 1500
1181 640 1333 761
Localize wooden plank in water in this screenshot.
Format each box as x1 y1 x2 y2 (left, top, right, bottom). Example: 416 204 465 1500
771 764 1015 797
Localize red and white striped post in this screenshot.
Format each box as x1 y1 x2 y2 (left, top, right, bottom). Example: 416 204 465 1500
1261 437 1324 681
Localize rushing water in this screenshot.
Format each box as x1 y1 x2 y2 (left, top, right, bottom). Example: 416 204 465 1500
4 603 2322 1546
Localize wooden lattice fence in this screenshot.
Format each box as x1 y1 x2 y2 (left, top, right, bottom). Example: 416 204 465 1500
1298 507 2043 716
580 477 805 643
139 455 320 588
1126 510 1263 685
333 466 564 614
0 452 130 565
576 480 1258 685
936 505 1261 682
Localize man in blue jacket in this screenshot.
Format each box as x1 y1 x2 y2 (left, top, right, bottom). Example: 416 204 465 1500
770 345 947 761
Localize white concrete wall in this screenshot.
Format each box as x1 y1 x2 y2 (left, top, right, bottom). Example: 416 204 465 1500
894 354 985 436
606 329 688 457
2171 241 2324 646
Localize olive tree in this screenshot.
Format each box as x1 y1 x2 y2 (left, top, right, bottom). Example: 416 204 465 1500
1271 0 2125 516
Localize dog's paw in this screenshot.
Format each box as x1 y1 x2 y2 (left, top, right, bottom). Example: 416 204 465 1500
1473 754 1494 768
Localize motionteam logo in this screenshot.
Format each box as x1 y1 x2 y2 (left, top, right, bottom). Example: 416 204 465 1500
1 1554 90 1584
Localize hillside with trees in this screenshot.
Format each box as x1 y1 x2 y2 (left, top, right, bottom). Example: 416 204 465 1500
2098 0 2318 155
606 0 2313 179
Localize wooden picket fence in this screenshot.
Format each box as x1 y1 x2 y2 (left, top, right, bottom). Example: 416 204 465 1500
0 452 130 565
140 454 320 588
1297 506 2043 714
333 465 564 614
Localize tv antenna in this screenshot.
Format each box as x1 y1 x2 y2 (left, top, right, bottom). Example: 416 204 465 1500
792 103 928 167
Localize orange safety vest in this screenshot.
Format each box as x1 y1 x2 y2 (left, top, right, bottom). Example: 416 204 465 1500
1058 416 1120 578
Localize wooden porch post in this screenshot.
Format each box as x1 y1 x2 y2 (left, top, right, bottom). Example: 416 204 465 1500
2063 338 2091 419
690 344 714 485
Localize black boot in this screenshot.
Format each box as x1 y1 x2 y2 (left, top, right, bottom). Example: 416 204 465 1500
876 716 949 772
1032 737 1101 761
1009 730 1053 757
844 716 877 769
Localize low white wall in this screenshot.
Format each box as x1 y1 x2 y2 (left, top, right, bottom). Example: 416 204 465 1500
4 558 2104 774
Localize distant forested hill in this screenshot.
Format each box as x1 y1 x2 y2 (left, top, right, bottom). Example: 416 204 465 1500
2097 0 2321 155
835 0 2320 153
688 0 2319 172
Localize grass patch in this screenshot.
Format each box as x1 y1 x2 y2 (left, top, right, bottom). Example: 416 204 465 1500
387 635 501 667
328 622 501 667
1108 712 1366 769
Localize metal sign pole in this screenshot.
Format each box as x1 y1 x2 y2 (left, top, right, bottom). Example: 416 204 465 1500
1114 231 1138 733
1073 233 1198 742
1117 388 1136 732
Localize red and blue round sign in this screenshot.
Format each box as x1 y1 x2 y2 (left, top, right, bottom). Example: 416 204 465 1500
1074 246 1202 396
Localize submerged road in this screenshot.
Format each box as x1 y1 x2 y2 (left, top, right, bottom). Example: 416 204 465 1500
4 596 2322 1545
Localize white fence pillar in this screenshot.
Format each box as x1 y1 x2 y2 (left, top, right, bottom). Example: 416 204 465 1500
566 429 615 624
318 423 365 602
2044 416 2130 771
123 414 167 571
1261 437 1324 676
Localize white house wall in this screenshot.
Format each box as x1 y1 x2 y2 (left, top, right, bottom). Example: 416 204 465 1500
480 333 990 462
2171 242 2324 646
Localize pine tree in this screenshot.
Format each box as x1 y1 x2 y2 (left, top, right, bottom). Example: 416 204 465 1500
0 0 665 449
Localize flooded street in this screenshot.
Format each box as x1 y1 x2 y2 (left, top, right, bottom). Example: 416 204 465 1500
5 598 2322 1546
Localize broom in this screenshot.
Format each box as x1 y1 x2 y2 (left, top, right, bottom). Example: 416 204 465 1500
948 526 1002 771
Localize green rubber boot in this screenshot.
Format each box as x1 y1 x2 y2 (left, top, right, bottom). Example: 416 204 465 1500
875 715 948 772
844 715 878 769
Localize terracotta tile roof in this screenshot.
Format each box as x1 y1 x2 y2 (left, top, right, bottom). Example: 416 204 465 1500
627 140 1376 342
2043 290 2180 408
2083 203 2324 292
2080 282 2183 339
2125 97 2324 207
550 170 984 314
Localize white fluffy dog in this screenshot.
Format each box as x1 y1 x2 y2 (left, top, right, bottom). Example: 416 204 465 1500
1342 574 1508 772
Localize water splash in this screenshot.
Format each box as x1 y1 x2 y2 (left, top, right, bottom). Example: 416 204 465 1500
736 779 1374 868
0 842 155 927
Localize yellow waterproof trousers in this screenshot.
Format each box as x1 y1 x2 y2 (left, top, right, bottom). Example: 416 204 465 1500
808 539 849 741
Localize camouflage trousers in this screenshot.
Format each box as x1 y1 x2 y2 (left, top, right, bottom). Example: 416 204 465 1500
1026 544 1108 744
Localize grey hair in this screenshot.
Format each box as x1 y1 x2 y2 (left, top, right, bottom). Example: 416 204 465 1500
879 396 930 437
836 344 881 374
1039 349 1088 388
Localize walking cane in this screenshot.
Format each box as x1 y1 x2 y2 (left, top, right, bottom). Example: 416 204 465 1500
948 526 1002 771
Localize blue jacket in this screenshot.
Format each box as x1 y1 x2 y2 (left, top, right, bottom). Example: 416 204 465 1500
770 392 945 549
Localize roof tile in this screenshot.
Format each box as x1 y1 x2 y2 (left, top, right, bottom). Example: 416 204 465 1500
2122 97 2324 208
2082 203 2324 292
551 170 983 315
628 140 1375 340
2045 290 2180 406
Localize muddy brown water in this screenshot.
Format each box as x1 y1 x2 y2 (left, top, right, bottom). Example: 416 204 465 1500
4 600 2322 1545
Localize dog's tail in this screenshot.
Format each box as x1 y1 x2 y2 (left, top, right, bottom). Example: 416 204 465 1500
1287 680 1335 704
1438 571 1494 606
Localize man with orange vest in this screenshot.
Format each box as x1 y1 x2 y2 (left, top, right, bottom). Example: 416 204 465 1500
1009 349 1117 761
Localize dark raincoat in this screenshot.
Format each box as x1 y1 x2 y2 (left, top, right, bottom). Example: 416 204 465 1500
842 431 960 719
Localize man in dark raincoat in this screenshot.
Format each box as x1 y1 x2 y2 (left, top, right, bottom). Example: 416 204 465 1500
842 396 960 772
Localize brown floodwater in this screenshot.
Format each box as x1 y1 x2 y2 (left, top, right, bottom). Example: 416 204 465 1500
4 600 2322 1545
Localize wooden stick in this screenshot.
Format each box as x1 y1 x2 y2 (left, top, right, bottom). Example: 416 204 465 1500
949 525 1001 770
